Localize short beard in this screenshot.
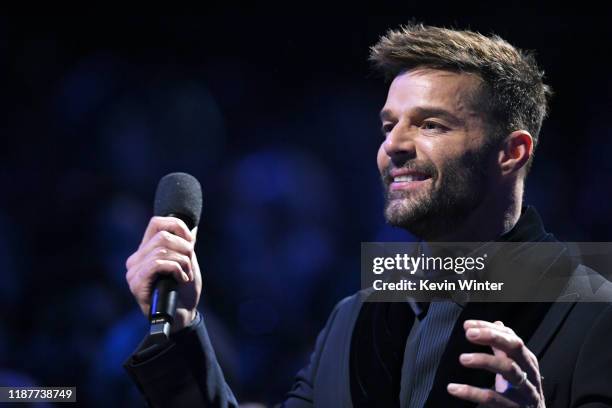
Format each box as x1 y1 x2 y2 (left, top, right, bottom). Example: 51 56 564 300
383 147 491 240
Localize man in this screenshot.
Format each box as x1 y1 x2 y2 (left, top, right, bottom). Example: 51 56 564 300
124 24 612 407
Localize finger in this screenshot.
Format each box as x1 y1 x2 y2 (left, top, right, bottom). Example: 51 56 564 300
136 258 191 288
447 383 519 407
487 324 542 395
464 327 539 384
465 327 526 362
524 346 539 371
465 326 521 352
127 217 193 270
459 353 540 399
127 258 191 311
130 260 190 312
191 250 201 283
464 321 511 359
459 353 522 384
464 320 515 336
141 216 193 247
521 348 543 394
474 320 531 364
131 230 195 268
127 246 193 282
149 247 193 280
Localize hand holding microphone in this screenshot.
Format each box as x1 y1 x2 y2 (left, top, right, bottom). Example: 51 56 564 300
125 173 204 335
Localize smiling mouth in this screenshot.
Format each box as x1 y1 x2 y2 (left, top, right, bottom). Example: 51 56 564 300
393 174 429 182
389 174 432 191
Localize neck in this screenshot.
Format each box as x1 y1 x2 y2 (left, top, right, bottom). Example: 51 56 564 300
425 186 522 243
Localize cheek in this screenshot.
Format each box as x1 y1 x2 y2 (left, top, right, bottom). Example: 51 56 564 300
417 137 437 159
422 139 463 171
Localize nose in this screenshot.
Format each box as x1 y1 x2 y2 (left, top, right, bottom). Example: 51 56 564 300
383 121 417 167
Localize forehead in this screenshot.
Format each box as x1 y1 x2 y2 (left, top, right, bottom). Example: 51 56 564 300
383 68 483 117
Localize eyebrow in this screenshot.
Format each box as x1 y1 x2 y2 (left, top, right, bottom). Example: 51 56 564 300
379 106 463 125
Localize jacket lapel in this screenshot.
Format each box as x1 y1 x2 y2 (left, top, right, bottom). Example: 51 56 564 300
526 297 577 358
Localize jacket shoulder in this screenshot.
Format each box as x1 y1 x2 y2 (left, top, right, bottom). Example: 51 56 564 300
564 264 612 302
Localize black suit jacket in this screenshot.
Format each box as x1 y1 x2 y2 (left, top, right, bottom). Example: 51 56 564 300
125 207 612 407
125 269 612 407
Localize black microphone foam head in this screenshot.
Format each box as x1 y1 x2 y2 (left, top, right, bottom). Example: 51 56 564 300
154 172 202 229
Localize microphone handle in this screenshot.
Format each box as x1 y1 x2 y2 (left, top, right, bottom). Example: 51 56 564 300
148 213 193 340
150 277 178 323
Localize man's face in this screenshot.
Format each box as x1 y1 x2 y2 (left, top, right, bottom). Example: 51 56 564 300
377 68 496 239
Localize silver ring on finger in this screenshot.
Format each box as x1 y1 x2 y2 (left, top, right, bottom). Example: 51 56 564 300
515 370 527 387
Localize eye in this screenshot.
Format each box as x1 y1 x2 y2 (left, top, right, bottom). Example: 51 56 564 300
421 121 448 132
381 123 395 136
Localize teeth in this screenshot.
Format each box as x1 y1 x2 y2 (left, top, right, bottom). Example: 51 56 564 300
394 175 427 182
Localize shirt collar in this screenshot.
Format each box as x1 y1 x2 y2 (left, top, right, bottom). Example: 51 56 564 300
410 205 552 311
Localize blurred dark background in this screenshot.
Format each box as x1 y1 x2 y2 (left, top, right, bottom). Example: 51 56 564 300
0 15 610 407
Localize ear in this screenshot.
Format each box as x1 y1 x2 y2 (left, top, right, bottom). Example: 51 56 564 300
498 130 533 176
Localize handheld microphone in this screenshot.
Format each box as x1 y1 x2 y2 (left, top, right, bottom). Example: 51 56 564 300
148 172 202 341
